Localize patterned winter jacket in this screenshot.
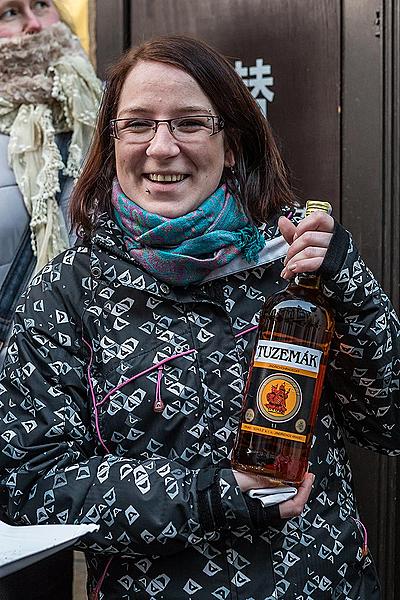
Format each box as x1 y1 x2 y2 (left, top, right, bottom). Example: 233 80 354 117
0 214 399 600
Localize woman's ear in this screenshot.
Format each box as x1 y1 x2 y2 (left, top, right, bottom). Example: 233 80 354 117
224 147 235 167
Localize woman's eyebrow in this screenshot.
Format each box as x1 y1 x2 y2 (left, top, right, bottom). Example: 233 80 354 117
117 105 212 118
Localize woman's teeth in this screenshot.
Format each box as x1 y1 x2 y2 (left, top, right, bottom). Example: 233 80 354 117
147 174 186 183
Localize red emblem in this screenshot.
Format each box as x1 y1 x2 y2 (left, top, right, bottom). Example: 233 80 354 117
265 383 290 414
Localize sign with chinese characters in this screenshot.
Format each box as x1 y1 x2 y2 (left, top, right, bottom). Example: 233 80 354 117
234 58 274 116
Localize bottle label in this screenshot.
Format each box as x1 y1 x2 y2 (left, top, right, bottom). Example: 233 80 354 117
242 340 323 443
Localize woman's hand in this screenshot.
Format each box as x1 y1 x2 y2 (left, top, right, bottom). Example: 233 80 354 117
278 473 315 518
278 212 334 280
233 470 315 519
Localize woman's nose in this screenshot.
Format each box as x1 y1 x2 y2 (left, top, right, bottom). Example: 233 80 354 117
23 12 42 34
145 123 180 158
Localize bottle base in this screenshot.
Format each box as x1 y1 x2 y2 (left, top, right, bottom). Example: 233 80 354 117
231 460 302 488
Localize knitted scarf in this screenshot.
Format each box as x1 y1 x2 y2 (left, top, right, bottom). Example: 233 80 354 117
0 23 102 272
112 180 265 286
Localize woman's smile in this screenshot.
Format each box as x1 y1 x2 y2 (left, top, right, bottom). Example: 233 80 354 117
144 172 189 184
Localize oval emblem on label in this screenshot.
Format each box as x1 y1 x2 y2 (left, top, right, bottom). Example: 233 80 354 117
295 418 307 433
245 408 255 422
257 373 302 423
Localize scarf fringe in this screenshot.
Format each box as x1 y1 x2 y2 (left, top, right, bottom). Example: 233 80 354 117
238 224 265 262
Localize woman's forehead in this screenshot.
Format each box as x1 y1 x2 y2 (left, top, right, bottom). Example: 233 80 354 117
117 61 214 114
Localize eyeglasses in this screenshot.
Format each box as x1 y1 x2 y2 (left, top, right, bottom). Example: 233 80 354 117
110 115 224 143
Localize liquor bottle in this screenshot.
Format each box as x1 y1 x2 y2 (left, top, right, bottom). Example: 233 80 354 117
231 200 335 487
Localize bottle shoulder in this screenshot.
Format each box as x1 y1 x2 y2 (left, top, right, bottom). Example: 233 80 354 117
264 283 333 314
260 283 335 342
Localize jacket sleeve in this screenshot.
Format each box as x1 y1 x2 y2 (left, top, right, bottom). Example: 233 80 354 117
0 252 268 557
319 222 400 453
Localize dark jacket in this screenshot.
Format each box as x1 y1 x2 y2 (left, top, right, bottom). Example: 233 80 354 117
0 214 399 600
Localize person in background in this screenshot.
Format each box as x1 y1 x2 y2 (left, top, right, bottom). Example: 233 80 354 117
0 35 398 599
0 1 101 598
0 0 102 366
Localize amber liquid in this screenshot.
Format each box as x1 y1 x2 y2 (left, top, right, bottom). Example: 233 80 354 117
232 276 335 486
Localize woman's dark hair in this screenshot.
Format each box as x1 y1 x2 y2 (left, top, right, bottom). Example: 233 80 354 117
70 35 295 236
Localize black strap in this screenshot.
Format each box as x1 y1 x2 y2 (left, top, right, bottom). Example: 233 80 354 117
0 227 34 348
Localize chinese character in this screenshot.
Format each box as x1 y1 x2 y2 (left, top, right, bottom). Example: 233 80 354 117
234 58 274 116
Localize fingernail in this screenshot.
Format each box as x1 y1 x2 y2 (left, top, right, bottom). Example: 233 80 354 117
293 233 298 240
289 263 297 271
280 269 287 279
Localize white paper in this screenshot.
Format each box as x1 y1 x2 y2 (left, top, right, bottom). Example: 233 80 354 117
0 521 99 578
248 486 297 506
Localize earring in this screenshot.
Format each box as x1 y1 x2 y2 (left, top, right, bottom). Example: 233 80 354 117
230 165 236 178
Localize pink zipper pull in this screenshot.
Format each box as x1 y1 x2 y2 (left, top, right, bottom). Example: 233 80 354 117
153 365 165 412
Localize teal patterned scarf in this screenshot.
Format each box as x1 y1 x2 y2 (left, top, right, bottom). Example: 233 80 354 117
111 179 265 286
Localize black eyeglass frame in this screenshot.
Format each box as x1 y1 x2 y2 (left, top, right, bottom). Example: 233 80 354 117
109 115 225 141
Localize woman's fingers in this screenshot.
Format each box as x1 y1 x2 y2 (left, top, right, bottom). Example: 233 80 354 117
280 244 329 279
278 216 297 245
278 211 334 280
293 211 334 237
284 231 333 265
278 473 315 519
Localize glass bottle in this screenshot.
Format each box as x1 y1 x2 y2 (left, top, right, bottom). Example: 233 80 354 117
231 200 335 486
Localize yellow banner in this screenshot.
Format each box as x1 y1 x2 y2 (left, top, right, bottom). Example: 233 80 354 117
241 422 306 443
253 361 318 379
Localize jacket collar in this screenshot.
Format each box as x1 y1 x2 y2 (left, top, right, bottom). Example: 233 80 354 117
90 213 287 291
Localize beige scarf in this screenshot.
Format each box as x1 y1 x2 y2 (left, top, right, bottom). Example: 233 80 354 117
0 23 102 272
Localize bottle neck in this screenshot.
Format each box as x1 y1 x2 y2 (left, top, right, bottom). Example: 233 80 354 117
291 272 321 289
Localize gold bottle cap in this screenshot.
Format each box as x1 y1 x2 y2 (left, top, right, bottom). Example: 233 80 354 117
305 199 332 217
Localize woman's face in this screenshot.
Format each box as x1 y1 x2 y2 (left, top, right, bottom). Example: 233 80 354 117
0 0 59 37
114 60 234 219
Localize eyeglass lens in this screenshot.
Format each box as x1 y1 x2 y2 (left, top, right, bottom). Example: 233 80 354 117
114 116 219 142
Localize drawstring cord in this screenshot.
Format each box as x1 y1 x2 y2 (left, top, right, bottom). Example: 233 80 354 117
235 324 258 338
90 557 113 600
351 516 368 557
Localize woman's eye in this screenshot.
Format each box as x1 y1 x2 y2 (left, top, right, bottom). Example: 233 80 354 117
126 120 153 130
176 118 210 130
33 1 50 10
0 8 18 20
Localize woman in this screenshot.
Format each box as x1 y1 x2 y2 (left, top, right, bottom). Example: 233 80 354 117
0 36 398 599
0 0 102 364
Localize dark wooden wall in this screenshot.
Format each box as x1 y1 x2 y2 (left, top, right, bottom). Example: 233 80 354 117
95 1 400 596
